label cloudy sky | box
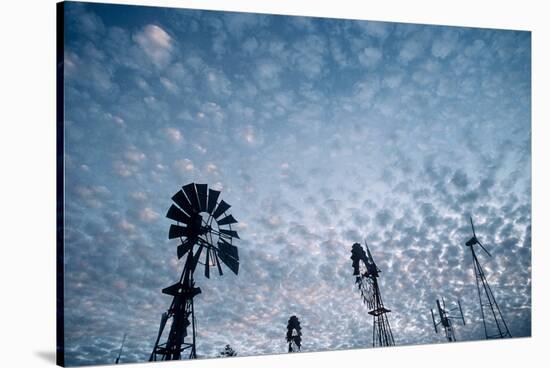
[62,2,531,366]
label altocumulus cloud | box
[62,3,531,366]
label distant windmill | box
[286,316,302,352]
[115,333,126,364]
[150,183,241,361]
[430,298,465,342]
[465,216,511,339]
[351,241,395,347]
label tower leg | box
[471,247,512,339]
[151,251,199,360]
[370,278,394,347]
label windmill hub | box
[465,236,477,247]
[189,214,205,236]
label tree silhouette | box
[219,344,237,357]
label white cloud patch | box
[139,207,160,222]
[124,149,146,163]
[113,160,137,177]
[358,47,383,68]
[238,125,264,147]
[255,60,283,90]
[160,77,179,93]
[432,30,460,59]
[361,21,391,39]
[399,38,425,64]
[165,127,183,143]
[174,158,195,173]
[133,24,173,68]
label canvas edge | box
[56,1,66,367]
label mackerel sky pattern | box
[62,2,531,365]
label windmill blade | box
[172,190,195,215]
[217,214,238,226]
[205,247,211,279]
[207,189,220,214]
[219,228,240,239]
[470,216,476,237]
[196,184,208,212]
[213,249,224,276]
[218,238,239,260]
[177,240,193,259]
[169,224,191,239]
[182,183,201,212]
[431,309,438,333]
[365,245,379,276]
[287,316,301,334]
[351,243,366,275]
[217,249,239,275]
[436,299,445,321]
[365,244,376,266]
[212,200,231,219]
[458,300,466,325]
[190,244,204,273]
[477,240,492,257]
[166,204,191,224]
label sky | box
[61,2,531,366]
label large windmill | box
[150,183,241,361]
[286,316,302,352]
[430,298,465,342]
[465,216,511,339]
[351,242,395,347]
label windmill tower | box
[465,216,511,339]
[286,316,302,352]
[150,183,241,361]
[351,242,395,347]
[430,298,465,342]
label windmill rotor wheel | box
[166,183,241,277]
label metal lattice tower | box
[150,183,241,361]
[466,216,512,339]
[150,254,201,360]
[351,242,395,347]
[430,298,465,342]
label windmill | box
[286,316,302,352]
[351,242,395,347]
[465,216,511,339]
[150,183,241,361]
[115,333,126,364]
[430,298,465,342]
